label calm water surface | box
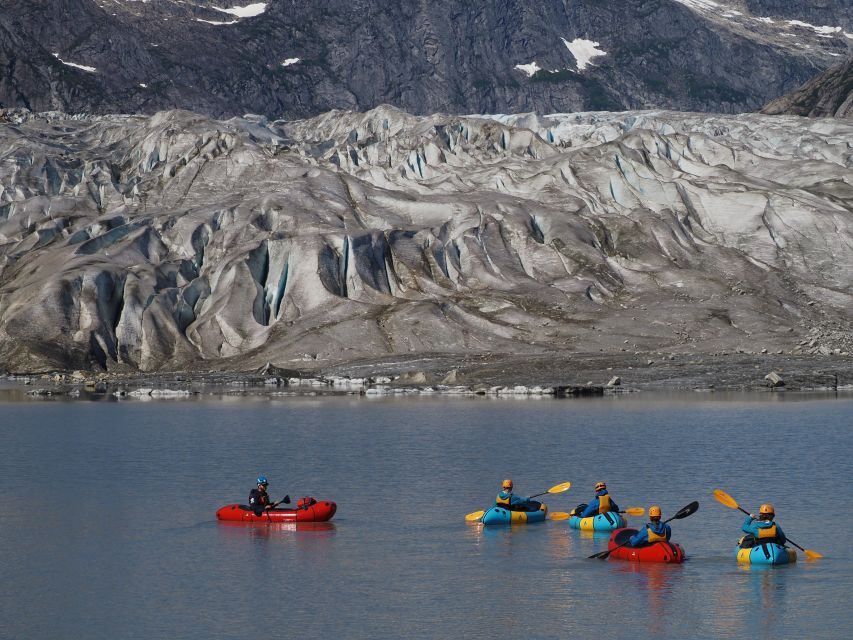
[0,393,851,639]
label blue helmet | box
[256,475,268,486]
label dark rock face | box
[1,107,851,372]
[761,58,853,118]
[0,0,850,119]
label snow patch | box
[514,61,541,77]
[52,53,97,73]
[756,17,774,24]
[561,38,607,72]
[672,0,721,11]
[196,19,239,25]
[787,20,844,36]
[139,83,148,88]
[213,3,267,18]
[282,58,301,67]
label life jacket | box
[496,491,511,507]
[646,523,668,543]
[757,523,778,539]
[597,494,612,514]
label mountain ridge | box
[1,0,850,119]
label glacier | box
[0,106,850,374]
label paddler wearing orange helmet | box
[578,481,620,518]
[495,479,534,511]
[741,503,787,545]
[628,505,672,547]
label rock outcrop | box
[0,106,851,372]
[761,58,853,118]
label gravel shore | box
[4,353,852,401]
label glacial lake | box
[1,392,851,639]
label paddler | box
[629,505,672,547]
[741,503,787,546]
[495,479,534,511]
[249,475,285,516]
[578,481,620,518]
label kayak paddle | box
[589,501,699,559]
[713,489,823,559]
[549,512,570,521]
[528,482,572,499]
[465,482,571,522]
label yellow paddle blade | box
[549,512,570,520]
[465,511,485,522]
[548,482,571,494]
[804,549,823,559]
[713,489,740,510]
[624,507,645,516]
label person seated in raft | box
[741,503,787,546]
[629,505,671,547]
[249,476,281,516]
[495,479,534,511]
[578,482,620,518]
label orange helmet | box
[759,503,775,516]
[595,482,607,492]
[649,505,662,519]
[502,479,513,490]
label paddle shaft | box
[264,496,290,519]
[528,484,570,499]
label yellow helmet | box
[595,482,607,492]
[759,503,775,515]
[502,479,513,490]
[649,505,662,519]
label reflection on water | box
[578,529,612,541]
[0,394,850,639]
[611,562,683,634]
[217,521,337,535]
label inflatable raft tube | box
[606,528,686,563]
[569,504,626,531]
[481,501,548,526]
[736,542,796,565]
[216,498,336,523]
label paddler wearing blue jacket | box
[741,503,787,545]
[496,479,533,511]
[579,481,620,517]
[629,505,671,547]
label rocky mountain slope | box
[761,57,853,117]
[0,1,850,119]
[0,106,850,373]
